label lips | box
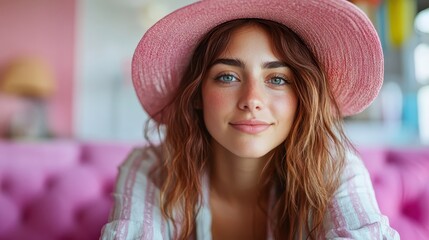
[229,119,272,134]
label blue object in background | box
[402,92,420,137]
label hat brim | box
[132,0,383,122]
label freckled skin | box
[202,25,298,160]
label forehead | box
[219,24,279,58]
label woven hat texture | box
[132,0,384,123]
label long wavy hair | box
[145,18,351,239]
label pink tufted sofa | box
[0,141,428,240]
[0,141,135,240]
[359,147,429,239]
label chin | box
[229,147,273,159]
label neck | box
[209,141,271,204]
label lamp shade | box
[0,57,55,99]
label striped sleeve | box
[100,147,170,240]
[323,152,400,240]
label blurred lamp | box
[0,57,55,99]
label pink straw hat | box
[132,0,383,123]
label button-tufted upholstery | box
[359,147,429,239]
[0,141,134,240]
[0,141,428,239]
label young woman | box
[101,0,399,239]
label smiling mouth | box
[229,120,272,134]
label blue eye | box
[216,74,238,83]
[268,77,287,85]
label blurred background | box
[1,1,429,239]
[0,0,429,146]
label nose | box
[237,81,265,112]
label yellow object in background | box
[0,57,56,99]
[386,0,416,47]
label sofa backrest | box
[0,142,428,239]
[0,141,134,240]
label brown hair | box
[146,18,351,239]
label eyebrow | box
[211,58,288,69]
[212,58,244,68]
[263,61,288,69]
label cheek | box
[202,88,231,135]
[202,88,231,113]
[274,93,298,122]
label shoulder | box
[323,149,400,239]
[332,149,376,211]
[119,145,161,173]
[341,150,369,180]
[100,145,169,239]
[114,144,163,205]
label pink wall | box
[0,0,76,137]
